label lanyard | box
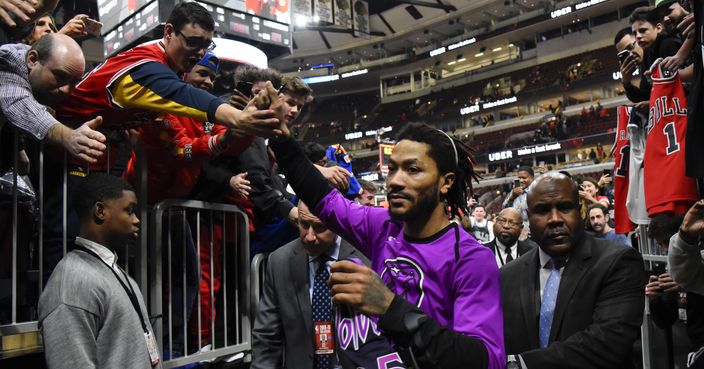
[496,244,513,266]
[75,246,149,333]
[496,246,506,266]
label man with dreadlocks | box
[267,122,504,369]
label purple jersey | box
[315,190,505,369]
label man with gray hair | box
[502,172,644,369]
[0,33,106,162]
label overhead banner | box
[352,0,369,38]
[334,0,352,29]
[315,0,334,23]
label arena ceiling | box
[272,0,551,71]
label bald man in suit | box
[501,173,644,369]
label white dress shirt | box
[307,236,341,304]
[75,236,121,274]
[495,239,518,268]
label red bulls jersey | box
[613,106,635,234]
[55,40,170,129]
[644,60,699,216]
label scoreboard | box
[97,0,153,35]
[102,0,160,57]
[101,0,291,57]
[199,1,291,47]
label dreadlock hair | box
[395,123,479,219]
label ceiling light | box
[295,14,309,27]
[457,58,466,62]
[448,61,456,65]
[493,47,502,52]
[475,52,484,57]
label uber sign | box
[488,150,513,162]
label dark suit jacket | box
[484,238,537,266]
[251,238,368,369]
[501,235,645,369]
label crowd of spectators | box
[294,45,614,143]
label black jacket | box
[625,33,682,103]
[501,235,645,369]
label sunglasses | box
[177,31,216,51]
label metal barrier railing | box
[0,129,255,367]
[250,252,269,320]
[0,133,148,358]
[151,199,251,368]
[638,223,671,369]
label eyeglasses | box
[177,31,216,51]
[496,217,522,229]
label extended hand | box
[679,13,695,39]
[598,174,612,186]
[229,90,250,110]
[661,54,685,73]
[65,116,106,163]
[0,0,36,27]
[234,97,281,137]
[679,200,704,244]
[328,260,395,317]
[315,164,350,192]
[229,172,250,197]
[59,14,88,37]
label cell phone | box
[617,49,630,63]
[513,179,521,188]
[472,194,479,201]
[83,17,103,37]
[603,169,612,177]
[235,81,253,97]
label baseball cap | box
[653,0,677,9]
[197,52,220,73]
[648,0,678,24]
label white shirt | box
[75,237,121,274]
[307,236,342,304]
[470,218,495,243]
[495,239,518,268]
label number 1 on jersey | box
[616,145,630,177]
[663,122,680,155]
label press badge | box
[144,330,161,366]
[314,321,335,355]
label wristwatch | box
[507,355,523,369]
